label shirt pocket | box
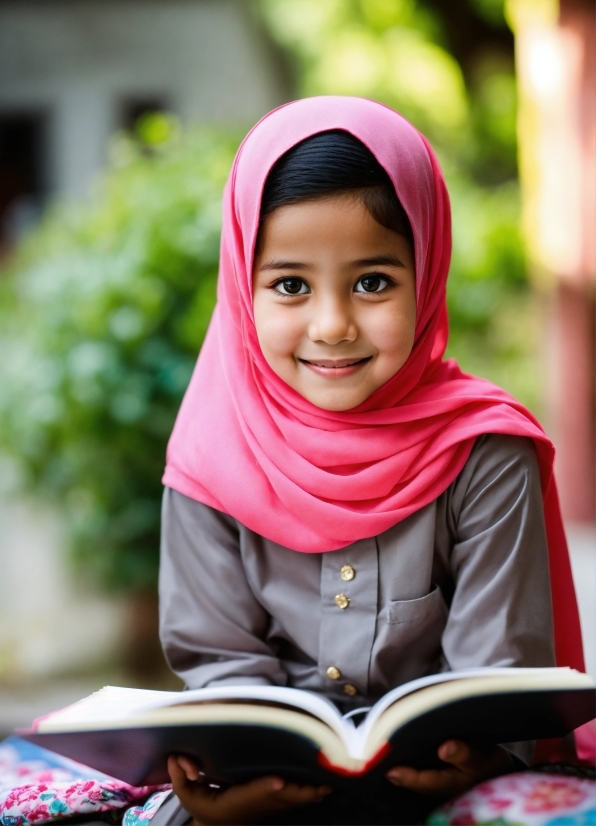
[387,585,448,627]
[373,586,448,689]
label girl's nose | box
[308,298,357,345]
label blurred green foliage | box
[0,121,239,589]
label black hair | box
[259,130,413,244]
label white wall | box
[0,497,128,678]
[0,0,287,196]
[567,523,596,680]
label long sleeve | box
[438,434,556,672]
[159,487,288,688]
[436,434,556,766]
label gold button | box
[343,683,358,697]
[334,593,350,609]
[326,666,341,680]
[340,565,355,582]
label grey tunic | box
[159,434,555,710]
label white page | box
[33,687,183,729]
[138,685,346,736]
[37,667,579,758]
[35,684,349,743]
[355,667,572,750]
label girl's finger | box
[386,765,461,795]
[166,762,331,825]
[213,779,330,824]
[203,776,289,822]
[174,755,201,781]
[386,741,474,792]
[437,741,513,778]
[167,755,192,790]
[437,739,472,768]
[274,783,332,804]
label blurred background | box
[0,0,594,736]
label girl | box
[158,97,585,825]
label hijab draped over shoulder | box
[163,97,584,681]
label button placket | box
[318,540,378,697]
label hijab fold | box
[164,97,585,685]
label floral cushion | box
[3,736,595,826]
[428,771,596,826]
[0,737,169,826]
[120,791,172,826]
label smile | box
[298,357,371,378]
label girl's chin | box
[297,384,372,411]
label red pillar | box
[552,0,595,523]
[553,282,595,521]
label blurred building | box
[0,0,288,246]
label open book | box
[20,667,595,788]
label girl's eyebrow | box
[259,254,406,272]
[353,254,405,268]
[259,259,311,272]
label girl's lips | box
[299,357,371,378]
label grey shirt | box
[159,433,555,716]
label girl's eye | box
[354,274,390,293]
[274,278,310,296]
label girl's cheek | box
[256,313,304,360]
[372,311,415,357]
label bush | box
[0,120,240,590]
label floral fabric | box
[428,771,596,826]
[3,737,595,826]
[121,791,172,826]
[0,737,169,826]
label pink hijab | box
[164,97,584,679]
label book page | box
[140,685,344,733]
[360,669,595,761]
[350,667,594,758]
[32,687,184,730]
[34,684,348,742]
[358,666,570,746]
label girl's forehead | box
[232,97,436,301]
[255,195,413,260]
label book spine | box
[316,742,392,777]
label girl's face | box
[253,194,416,411]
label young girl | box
[158,97,585,825]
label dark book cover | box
[20,687,596,789]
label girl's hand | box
[168,755,332,825]
[386,739,514,799]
